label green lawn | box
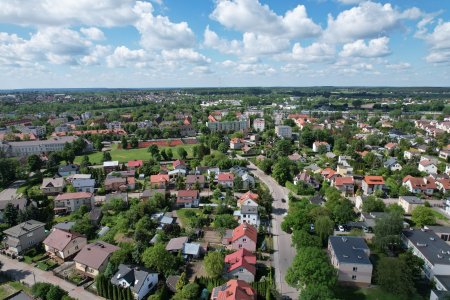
[75,143,196,164]
[176,208,201,228]
[0,281,32,299]
[432,210,449,223]
[334,285,425,300]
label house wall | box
[232,236,256,252]
[336,262,373,285]
[14,226,47,254]
[42,186,64,195]
[226,268,255,282]
[136,273,158,300]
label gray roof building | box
[4,220,45,238]
[111,264,158,297]
[402,229,450,267]
[328,236,371,265]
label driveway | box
[0,256,101,300]
[244,159,299,299]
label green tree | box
[314,216,334,243]
[32,282,52,299]
[292,230,322,250]
[204,251,225,278]
[46,285,68,300]
[176,272,188,291]
[121,136,128,149]
[233,175,243,191]
[373,212,403,251]
[213,214,238,232]
[272,158,293,186]
[177,147,188,159]
[411,206,436,227]
[130,137,139,148]
[166,148,173,160]
[3,203,19,226]
[142,243,180,276]
[102,151,112,162]
[299,284,335,300]
[376,257,415,298]
[286,247,337,289]
[275,139,292,156]
[362,196,386,213]
[173,283,200,300]
[27,154,42,172]
[148,145,159,156]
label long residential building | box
[0,136,78,157]
[206,119,249,133]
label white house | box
[253,118,265,132]
[313,141,331,153]
[418,159,438,174]
[111,264,158,300]
[72,178,95,193]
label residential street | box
[245,159,299,299]
[0,256,101,300]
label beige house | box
[399,196,424,215]
[41,177,65,195]
[328,236,373,286]
[54,192,94,213]
[3,220,47,254]
[74,241,119,277]
[43,228,87,261]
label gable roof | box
[55,192,92,201]
[231,223,257,243]
[335,177,354,186]
[111,264,157,294]
[166,236,188,251]
[41,177,64,188]
[74,241,119,269]
[150,174,169,184]
[3,220,45,238]
[218,173,234,181]
[212,280,256,300]
[363,176,384,185]
[127,160,143,168]
[225,248,256,275]
[177,190,199,198]
[238,191,259,205]
[186,175,205,184]
[43,228,85,251]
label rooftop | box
[402,228,450,266]
[329,236,371,265]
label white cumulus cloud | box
[340,37,391,58]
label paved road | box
[245,159,299,299]
[0,256,101,300]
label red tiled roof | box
[55,192,92,201]
[173,160,186,168]
[214,280,256,300]
[208,115,217,122]
[127,160,143,168]
[177,190,199,197]
[238,192,259,205]
[218,173,234,182]
[150,174,169,183]
[335,177,354,186]
[364,176,385,185]
[231,223,257,243]
[403,176,436,190]
[225,248,256,275]
[384,142,397,149]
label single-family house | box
[185,175,206,189]
[230,138,244,150]
[72,177,95,193]
[402,176,436,196]
[218,173,234,188]
[166,236,189,253]
[211,279,256,300]
[111,264,158,300]
[234,205,260,227]
[436,179,450,194]
[54,192,94,213]
[404,149,421,160]
[140,189,167,201]
[224,248,256,282]
[383,157,402,171]
[3,220,47,254]
[173,160,186,170]
[399,196,425,214]
[328,236,373,286]
[237,192,259,207]
[58,164,79,177]
[74,241,120,277]
[312,141,331,152]
[150,174,169,189]
[176,190,199,208]
[228,223,257,252]
[293,172,320,189]
[332,177,355,196]
[127,160,143,171]
[104,177,127,192]
[361,176,385,195]
[41,177,65,195]
[89,207,103,226]
[103,161,119,173]
[43,228,87,261]
[419,159,438,174]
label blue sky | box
[0,0,449,88]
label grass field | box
[74,143,196,164]
[0,280,32,299]
[176,208,201,228]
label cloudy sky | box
[0,0,449,88]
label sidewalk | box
[0,255,101,300]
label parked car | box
[338,225,345,232]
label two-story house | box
[328,236,373,286]
[361,176,385,195]
[399,196,425,215]
[224,248,256,282]
[225,223,257,252]
[218,173,234,188]
[332,177,355,196]
[3,220,47,254]
[43,228,87,262]
[54,192,94,213]
[150,174,169,189]
[211,280,256,300]
[41,177,65,195]
[176,190,200,208]
[74,241,119,277]
[111,264,158,300]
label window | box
[352,275,357,280]
[243,238,247,242]
[353,267,358,272]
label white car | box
[338,225,345,232]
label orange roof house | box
[211,279,256,300]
